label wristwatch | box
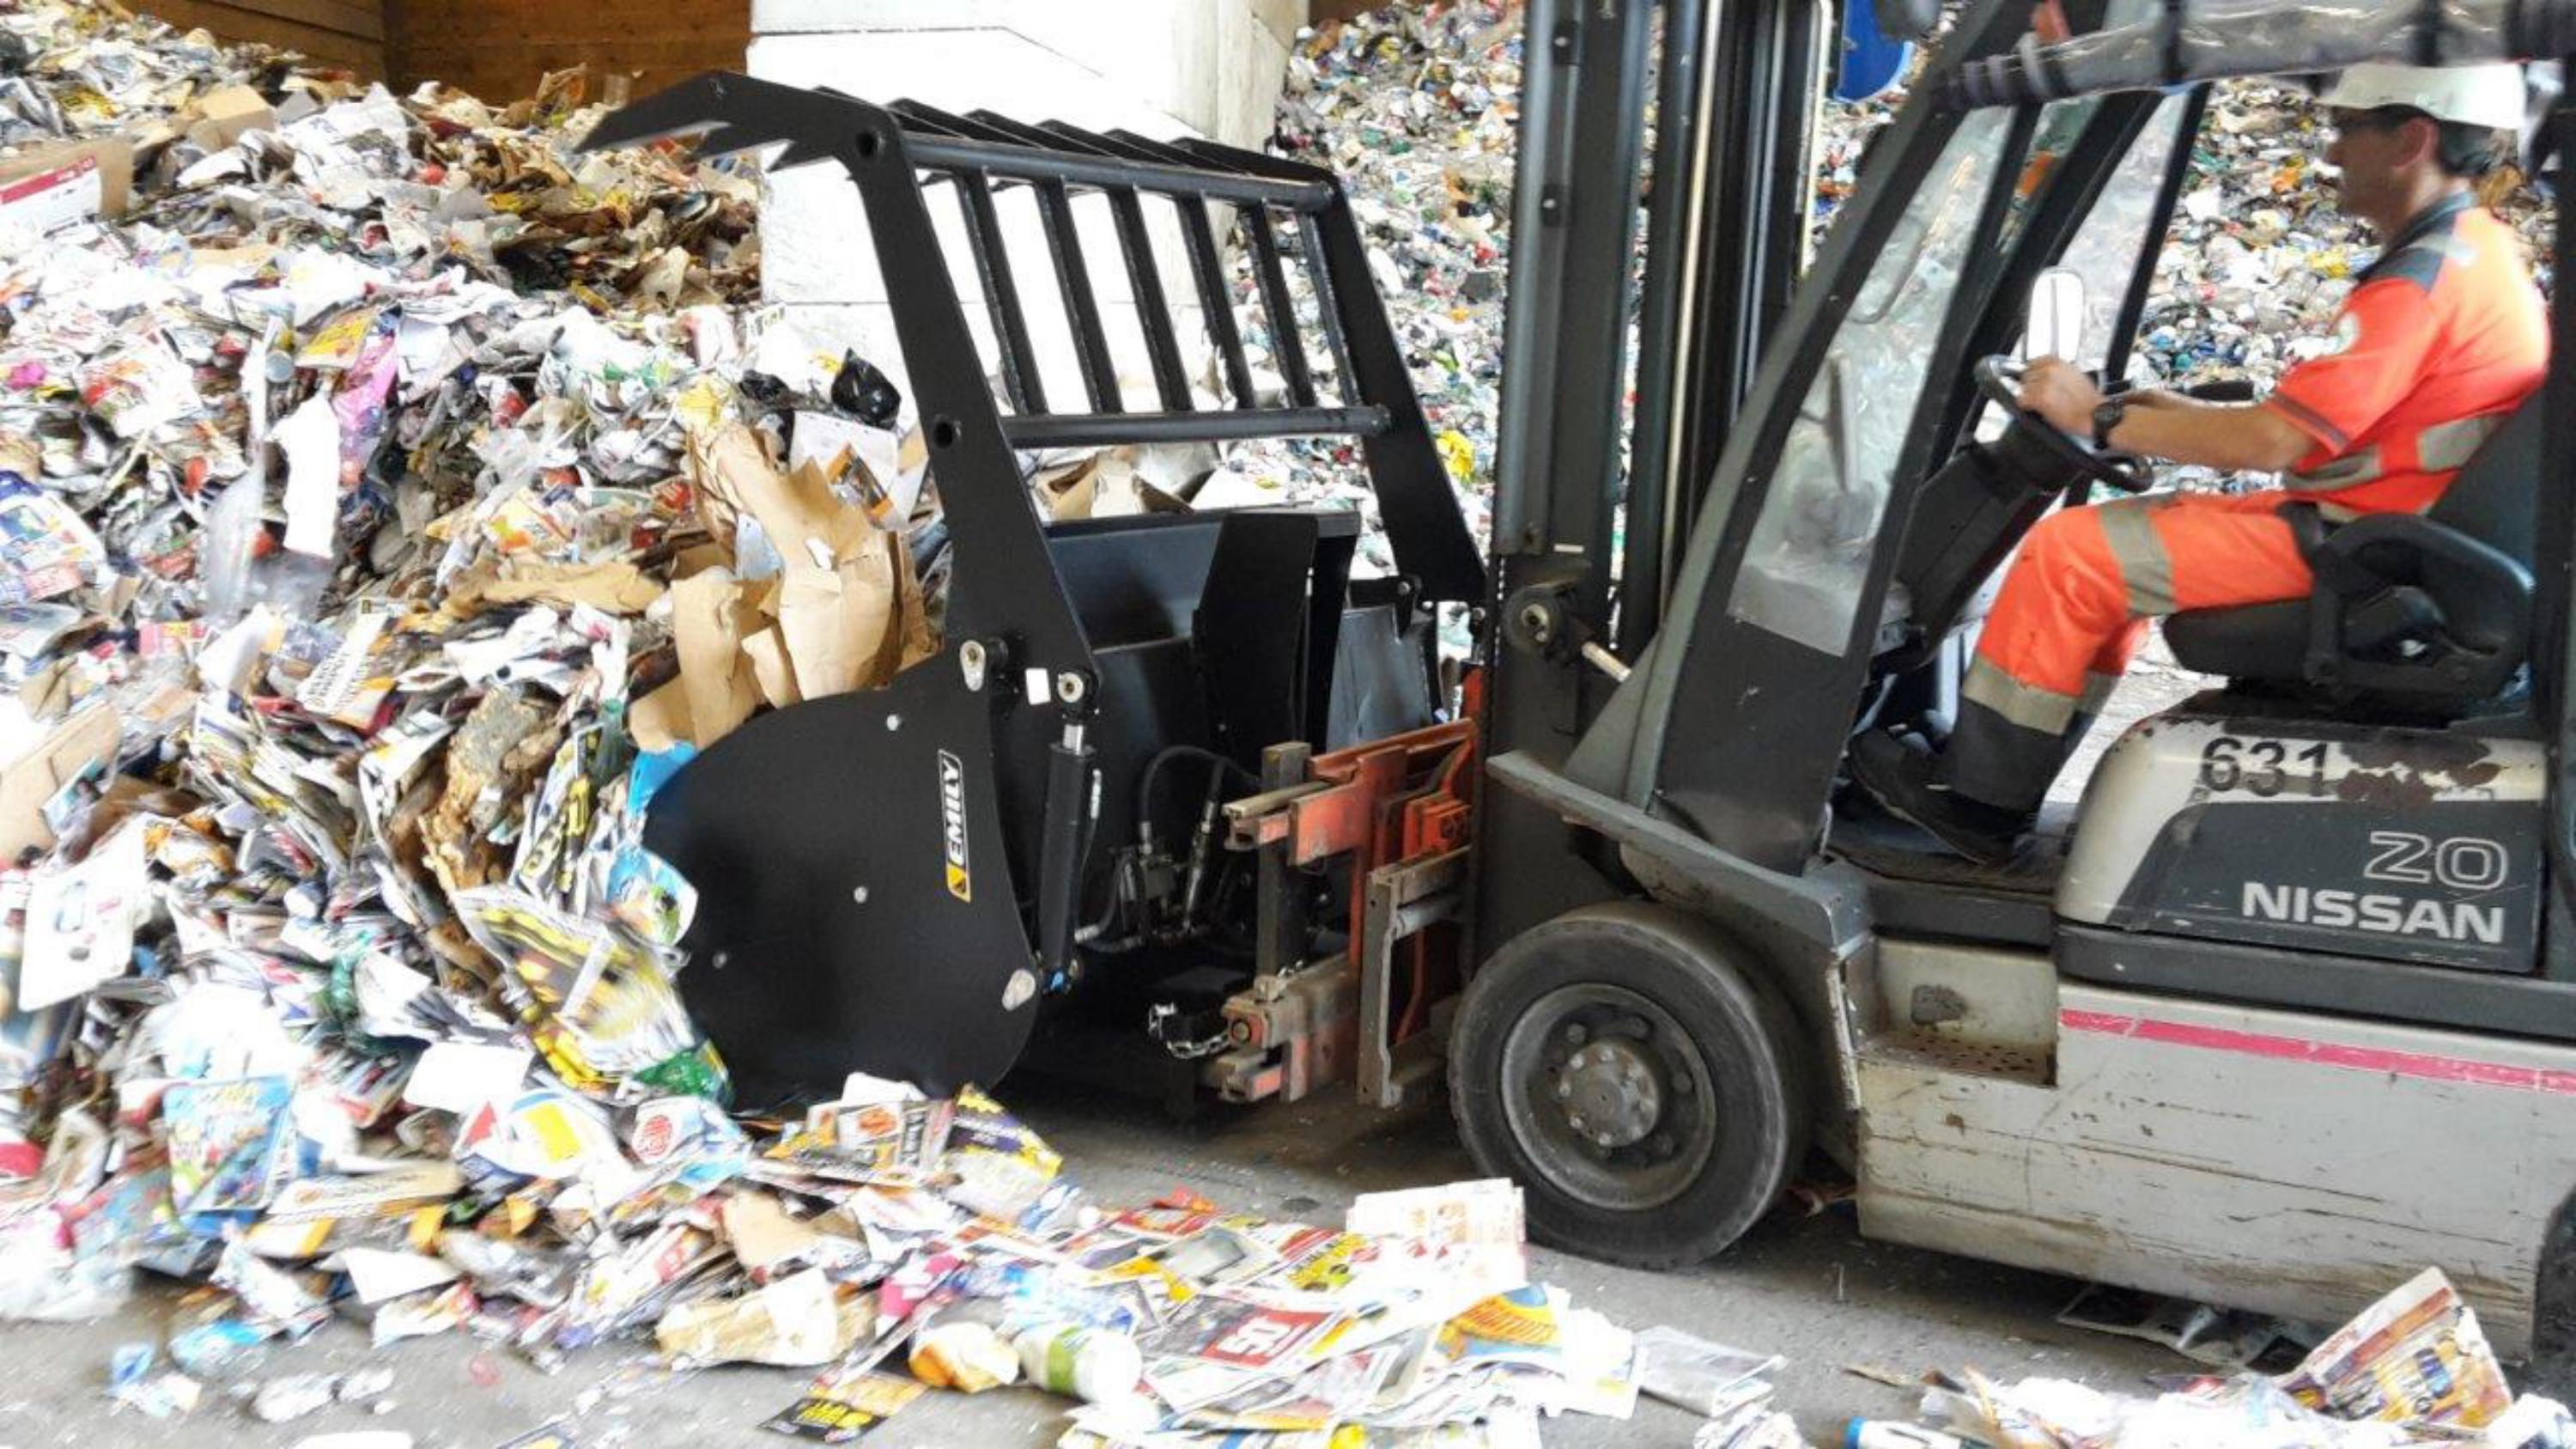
[2090,397,2129,449]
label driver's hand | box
[2020,356,2105,436]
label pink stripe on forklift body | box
[2059,1008,2576,1097]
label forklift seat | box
[2160,395,2540,709]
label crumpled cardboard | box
[718,1190,826,1275]
[184,85,276,152]
[692,422,872,563]
[438,558,666,619]
[670,425,922,741]
[670,567,762,748]
[0,703,118,863]
[652,1267,870,1367]
[773,544,901,703]
[0,137,133,232]
[1036,449,1193,521]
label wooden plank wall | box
[1309,0,1399,25]
[136,0,386,76]
[133,3,1390,116]
[392,0,750,104]
[131,0,749,103]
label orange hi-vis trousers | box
[1953,491,2314,804]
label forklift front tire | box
[1450,901,1809,1269]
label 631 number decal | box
[2198,735,2330,797]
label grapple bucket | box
[581,74,1481,1101]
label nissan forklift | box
[587,0,2576,1354]
[1460,0,2576,1354]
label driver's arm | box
[2020,357,2311,472]
[2102,398,2312,472]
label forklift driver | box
[1853,62,2548,863]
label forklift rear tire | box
[1450,901,1810,1269]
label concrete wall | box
[749,0,1304,410]
[750,0,1300,158]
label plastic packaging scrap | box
[106,1340,204,1419]
[1893,1267,2565,1449]
[1694,1402,1807,1449]
[251,1368,379,1423]
[1635,1324,1785,1418]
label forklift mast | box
[1474,0,2156,959]
[1479,0,1837,958]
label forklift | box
[586,0,2576,1354]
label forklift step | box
[1855,1029,2052,1087]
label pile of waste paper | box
[94,1087,1777,1448]
[986,1177,1785,1449]
[0,0,960,1398]
[1862,1269,2573,1449]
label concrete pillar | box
[747,0,1303,410]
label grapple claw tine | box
[574,70,741,154]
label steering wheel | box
[1973,356,2154,494]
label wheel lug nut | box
[1568,1114,1586,1130]
[1594,1132,1614,1148]
[1564,1023,1588,1046]
[1554,1081,1571,1099]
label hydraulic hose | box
[1133,744,1258,853]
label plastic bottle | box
[1845,1422,1970,1449]
[1014,1322,1145,1405]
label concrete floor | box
[0,1078,2234,1449]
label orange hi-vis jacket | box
[1952,193,2548,814]
[2260,193,2549,519]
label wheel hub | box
[1556,1039,1662,1148]
[1498,981,1722,1213]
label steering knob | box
[1972,354,2154,494]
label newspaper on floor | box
[1911,1267,2557,1449]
